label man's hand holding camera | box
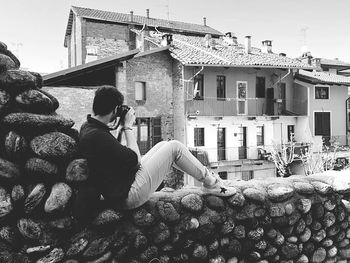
[122,106,135,130]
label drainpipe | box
[272,68,292,88]
[346,97,350,145]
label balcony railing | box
[189,142,311,165]
[186,97,308,117]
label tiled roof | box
[320,58,350,68]
[64,6,222,44]
[135,30,314,69]
[296,70,350,85]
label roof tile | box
[137,30,314,69]
[67,6,222,37]
[297,70,350,85]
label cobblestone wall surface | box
[2,41,350,263]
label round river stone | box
[0,157,20,181]
[24,184,46,214]
[0,187,13,219]
[0,69,37,94]
[25,158,58,179]
[65,159,89,182]
[15,89,55,113]
[2,112,74,132]
[31,132,77,159]
[44,183,72,213]
[4,130,28,160]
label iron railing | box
[186,97,308,117]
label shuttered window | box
[151,117,162,146]
[194,128,205,146]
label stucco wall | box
[302,81,348,144]
[184,67,294,117]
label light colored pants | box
[123,140,209,209]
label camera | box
[116,105,130,123]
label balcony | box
[189,142,311,165]
[186,97,308,117]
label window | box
[133,117,162,155]
[287,125,295,141]
[237,81,248,115]
[194,74,204,100]
[133,118,150,155]
[314,112,331,145]
[257,126,264,146]
[217,75,226,100]
[135,82,146,101]
[242,171,254,181]
[256,77,266,98]
[194,128,205,146]
[315,85,329,99]
[217,128,226,161]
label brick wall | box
[86,37,129,59]
[126,51,175,140]
[85,20,133,59]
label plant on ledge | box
[299,138,339,175]
[268,134,296,177]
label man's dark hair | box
[92,85,124,115]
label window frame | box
[237,81,248,115]
[255,76,266,98]
[216,75,226,100]
[287,125,295,142]
[314,85,330,100]
[135,81,146,101]
[194,74,204,100]
[194,127,205,147]
[256,125,264,146]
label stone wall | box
[85,20,133,61]
[3,42,350,263]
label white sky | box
[1,0,349,74]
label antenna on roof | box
[300,27,309,54]
[165,0,170,21]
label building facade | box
[45,6,350,184]
[64,6,222,67]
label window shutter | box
[151,117,162,146]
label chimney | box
[203,17,207,26]
[161,34,173,46]
[130,11,134,22]
[244,36,251,54]
[146,9,150,18]
[315,58,321,70]
[279,53,286,57]
[261,40,273,53]
[204,34,211,48]
[224,32,237,45]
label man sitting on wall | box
[78,86,236,210]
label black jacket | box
[79,115,139,207]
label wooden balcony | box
[186,98,308,116]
